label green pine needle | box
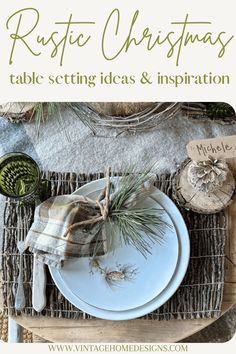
[110,167,155,210]
[66,102,98,134]
[31,103,71,140]
[30,102,97,138]
[102,166,172,257]
[109,208,169,257]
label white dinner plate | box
[50,178,190,320]
[54,195,178,312]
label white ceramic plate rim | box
[57,195,179,311]
[49,178,190,320]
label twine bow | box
[64,167,111,237]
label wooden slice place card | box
[174,136,236,214]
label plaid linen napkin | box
[25,195,107,268]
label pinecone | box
[188,156,229,193]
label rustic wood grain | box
[12,315,220,343]
[174,159,235,214]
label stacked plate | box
[49,178,190,320]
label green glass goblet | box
[0,152,49,202]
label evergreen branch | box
[110,166,155,210]
[108,208,171,257]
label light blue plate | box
[49,178,190,320]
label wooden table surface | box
[2,161,236,343]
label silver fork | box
[15,217,26,311]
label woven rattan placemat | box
[1,171,227,320]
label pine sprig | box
[104,167,171,257]
[110,167,155,210]
[66,102,98,134]
[109,208,169,257]
[64,166,171,258]
[31,102,46,136]
[30,102,97,138]
[31,103,66,138]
